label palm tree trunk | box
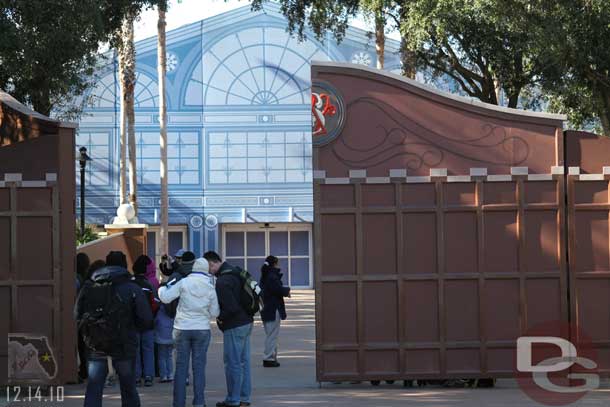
[122,12,138,214]
[375,7,385,69]
[118,50,127,205]
[158,0,169,257]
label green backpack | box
[223,266,263,316]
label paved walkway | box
[57,290,608,406]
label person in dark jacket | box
[75,251,153,407]
[259,256,291,367]
[76,259,106,383]
[132,255,159,387]
[203,251,253,407]
[76,253,91,382]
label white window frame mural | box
[221,223,313,288]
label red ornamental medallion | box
[311,92,337,137]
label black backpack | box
[225,266,263,316]
[78,279,131,354]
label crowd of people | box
[74,249,291,407]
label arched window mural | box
[86,70,160,109]
[184,26,333,106]
[88,73,118,108]
[133,72,159,108]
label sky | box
[134,0,399,42]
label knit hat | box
[106,251,127,268]
[192,258,209,273]
[174,249,186,258]
[181,251,196,263]
[132,254,151,275]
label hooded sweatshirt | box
[158,258,219,330]
[145,260,160,292]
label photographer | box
[160,249,185,277]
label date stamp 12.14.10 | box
[5,386,65,404]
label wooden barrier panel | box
[0,91,77,386]
[567,169,610,376]
[77,233,131,265]
[315,172,568,381]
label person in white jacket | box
[159,257,220,407]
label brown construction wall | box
[77,226,148,271]
[565,130,610,173]
[313,63,572,382]
[77,233,131,266]
[0,92,77,385]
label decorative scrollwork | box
[331,97,530,171]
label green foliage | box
[400,0,543,108]
[251,0,361,42]
[0,0,157,117]
[533,0,610,135]
[76,222,99,246]
[360,0,395,26]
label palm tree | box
[157,0,169,256]
[117,10,138,212]
[117,47,127,205]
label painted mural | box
[76,4,401,276]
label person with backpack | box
[259,256,291,368]
[75,251,153,407]
[158,257,220,407]
[82,259,119,389]
[132,255,159,387]
[203,251,256,407]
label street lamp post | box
[78,147,92,237]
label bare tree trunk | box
[400,37,416,79]
[158,1,169,256]
[598,89,610,137]
[398,6,416,79]
[494,78,502,106]
[375,8,385,69]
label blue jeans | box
[223,323,253,406]
[173,329,211,407]
[85,357,139,407]
[157,343,174,379]
[135,330,155,379]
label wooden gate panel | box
[315,175,568,381]
[568,172,610,375]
